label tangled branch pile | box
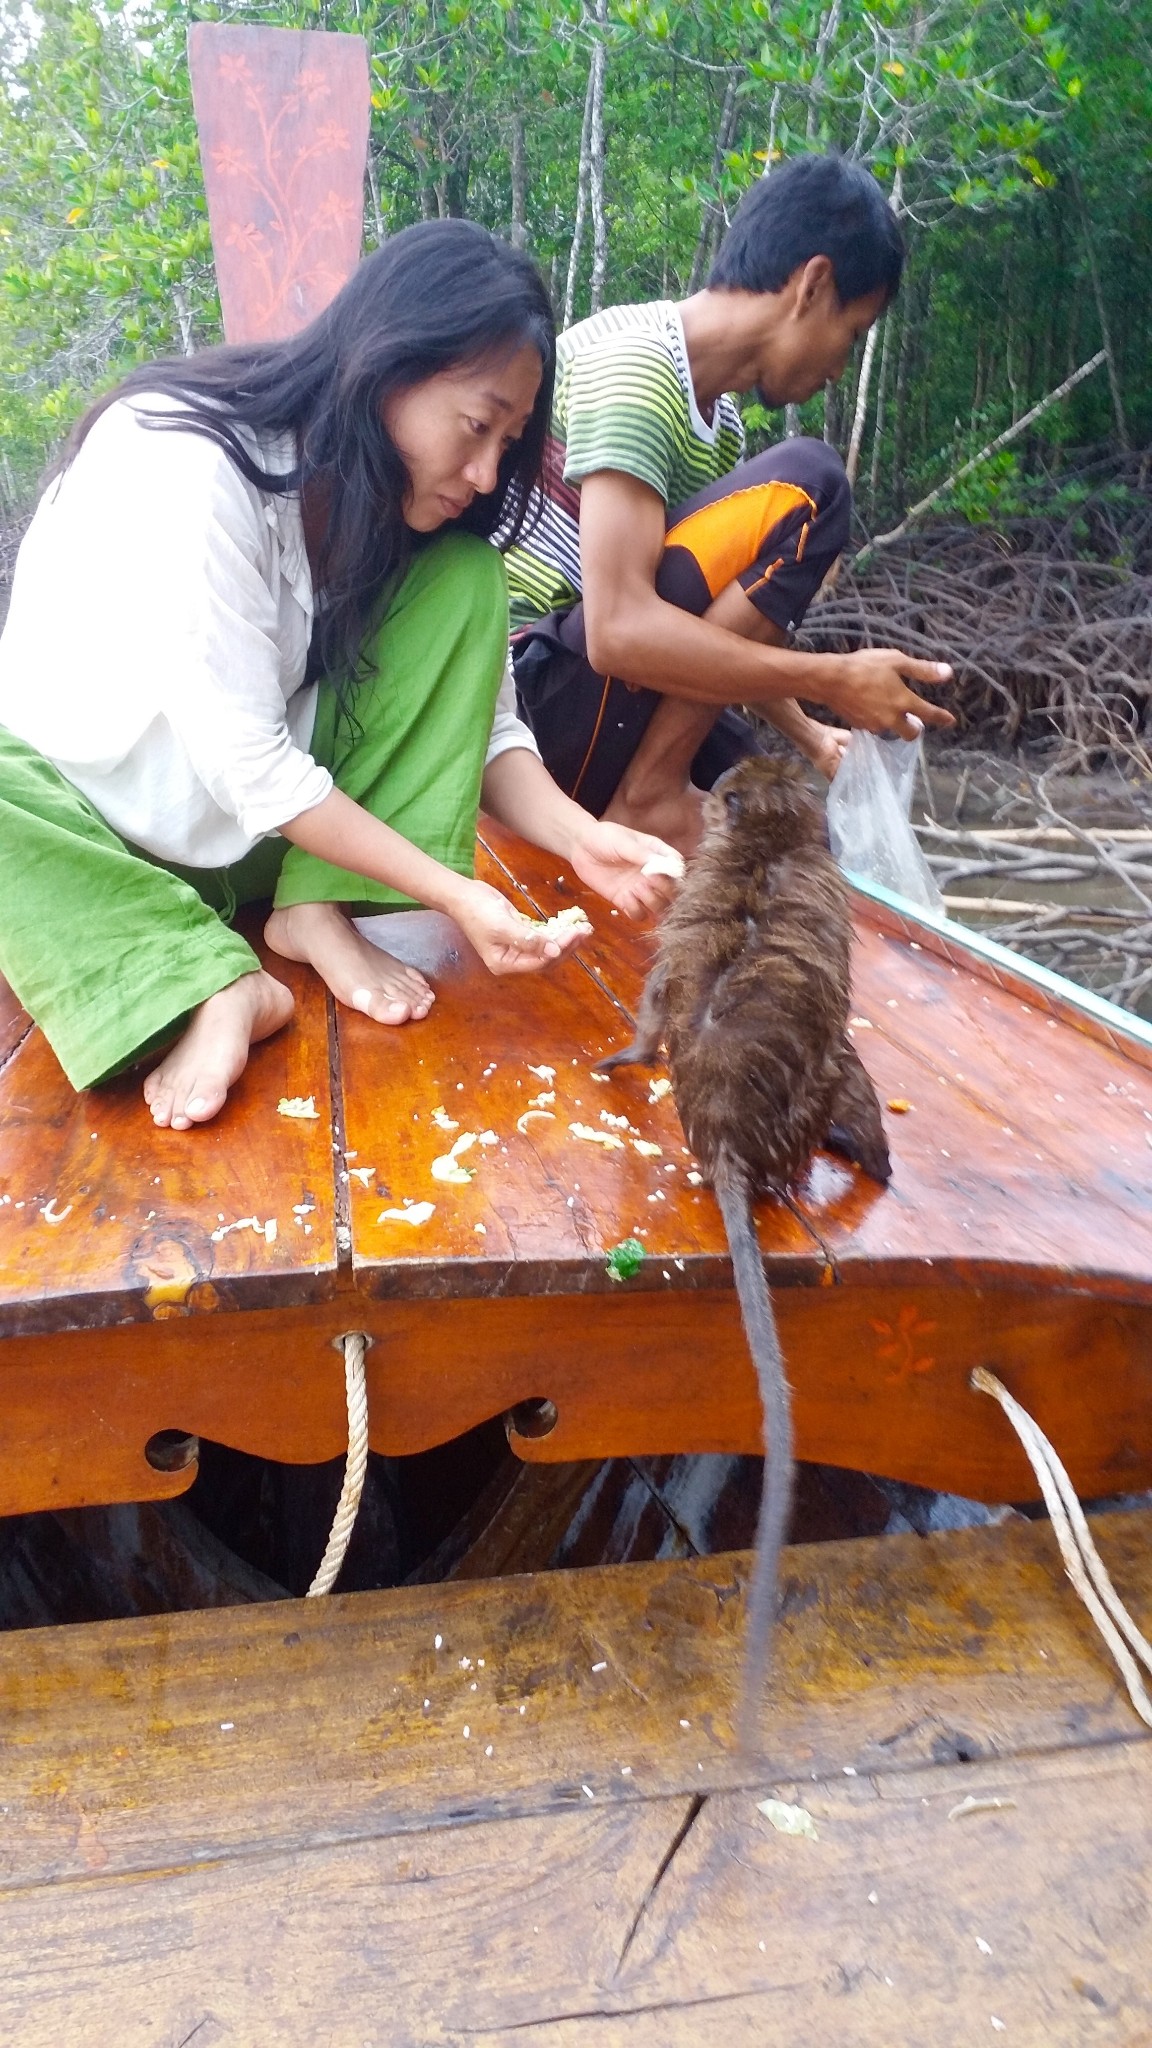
[912,750,1152,1016]
[800,475,1152,767]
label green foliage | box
[0,0,1148,517]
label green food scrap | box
[605,1237,646,1283]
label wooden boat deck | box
[2,1506,1149,2044]
[2,819,1152,1517]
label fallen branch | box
[855,351,1108,569]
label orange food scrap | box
[887,1097,913,1114]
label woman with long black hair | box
[0,220,677,1129]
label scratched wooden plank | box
[0,1515,1149,2046]
[2,1510,1148,1888]
[0,921,339,1339]
[188,23,370,345]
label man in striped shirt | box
[507,154,953,853]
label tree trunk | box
[563,32,596,328]
[1076,187,1129,450]
[510,111,527,248]
[587,0,609,313]
[846,315,881,484]
[688,69,739,294]
[805,0,842,142]
[171,283,195,356]
[508,9,527,250]
[365,149,386,248]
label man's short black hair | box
[709,152,904,305]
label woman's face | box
[382,343,542,531]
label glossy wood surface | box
[1,1511,1149,2043]
[3,828,1152,1514]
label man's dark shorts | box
[510,436,850,816]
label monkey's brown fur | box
[596,756,890,1744]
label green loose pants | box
[0,533,508,1090]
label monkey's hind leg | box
[825,1038,892,1185]
[592,958,670,1073]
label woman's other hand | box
[569,818,683,920]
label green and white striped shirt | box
[505,301,745,629]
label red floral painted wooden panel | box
[188,24,370,345]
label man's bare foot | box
[144,970,294,1131]
[602,781,708,860]
[265,901,435,1024]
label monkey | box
[594,755,891,1747]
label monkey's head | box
[703,756,826,857]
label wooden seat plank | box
[3,1746,1149,2048]
[1,1510,1146,1888]
[1,1512,1149,2045]
[0,923,340,1341]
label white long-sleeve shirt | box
[0,395,538,868]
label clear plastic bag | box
[825,729,943,915]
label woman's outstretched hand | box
[569,819,683,919]
[452,878,591,977]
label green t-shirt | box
[505,300,745,629]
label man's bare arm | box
[578,469,953,737]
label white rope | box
[307,1332,370,1597]
[972,1367,1152,1728]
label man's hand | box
[569,818,684,919]
[451,878,590,977]
[822,648,955,739]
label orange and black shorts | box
[510,436,850,815]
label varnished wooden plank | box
[3,1259,1150,1518]
[1,1520,1150,2045]
[0,972,31,1072]
[188,24,370,345]
[481,822,1152,1298]
[338,896,824,1292]
[803,912,1152,1291]
[0,924,339,1340]
[2,1511,1148,1890]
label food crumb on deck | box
[219,1721,234,1731]
[976,1937,993,1955]
[463,1725,470,1738]
[591,1661,607,1673]
[582,1785,595,1799]
[277,1096,319,1119]
[620,1766,632,1775]
[434,1634,443,1649]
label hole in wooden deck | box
[144,1430,201,1474]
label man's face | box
[753,262,888,409]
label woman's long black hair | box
[60,220,555,707]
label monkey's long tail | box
[715,1158,795,1754]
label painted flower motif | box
[315,190,360,227]
[870,1303,937,1384]
[298,67,331,102]
[212,143,251,178]
[218,51,252,84]
[225,220,268,256]
[313,122,351,154]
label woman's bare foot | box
[264,901,435,1024]
[143,970,294,1131]
[602,780,708,860]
